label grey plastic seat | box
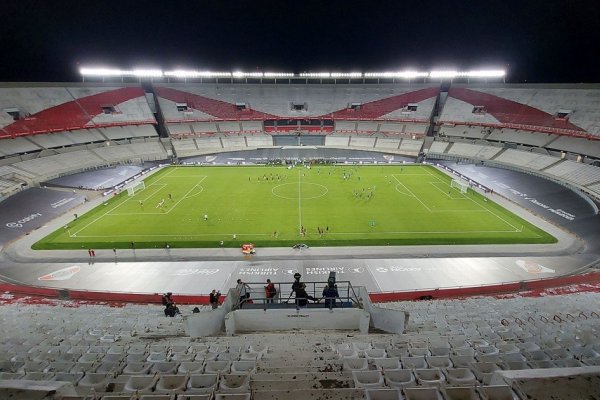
[443,386,479,400]
[404,387,444,400]
[352,370,385,388]
[123,362,152,374]
[343,357,368,371]
[384,369,416,388]
[231,361,256,374]
[123,375,157,393]
[78,372,110,392]
[219,373,251,393]
[187,373,218,393]
[151,361,178,374]
[372,357,401,371]
[205,360,231,373]
[426,356,452,368]
[178,361,205,374]
[414,368,446,387]
[401,356,427,369]
[445,368,476,386]
[365,388,403,400]
[155,374,189,392]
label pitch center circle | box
[272,182,328,200]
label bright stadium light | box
[80,67,163,78]
[364,71,429,79]
[80,68,127,77]
[330,72,362,78]
[263,72,295,78]
[429,70,459,79]
[131,69,163,77]
[300,72,331,78]
[164,70,204,78]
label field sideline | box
[33,164,556,249]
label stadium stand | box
[1,286,600,399]
[0,85,155,137]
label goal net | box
[126,181,145,196]
[450,179,469,194]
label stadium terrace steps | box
[2,290,600,399]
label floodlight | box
[80,68,126,77]
[263,72,295,78]
[299,72,331,78]
[364,71,428,79]
[131,69,163,77]
[330,72,362,78]
[429,70,459,79]
[164,70,203,78]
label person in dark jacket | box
[322,282,339,309]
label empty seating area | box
[156,84,438,122]
[2,289,600,399]
[543,160,600,186]
[446,143,502,160]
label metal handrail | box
[234,280,360,310]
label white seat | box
[443,386,479,400]
[231,361,256,373]
[401,356,427,369]
[151,361,178,374]
[123,375,157,393]
[155,374,189,392]
[426,356,452,368]
[445,368,476,386]
[403,387,444,400]
[123,362,152,374]
[219,373,251,393]
[343,357,368,371]
[372,357,401,371]
[414,368,445,387]
[178,361,205,374]
[479,385,516,400]
[365,349,387,358]
[365,388,403,400]
[352,370,385,388]
[78,372,110,391]
[187,373,219,393]
[205,360,231,373]
[384,369,416,388]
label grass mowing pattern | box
[33,165,556,250]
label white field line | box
[391,175,432,212]
[125,183,167,202]
[73,228,519,239]
[298,169,302,232]
[73,174,205,236]
[428,181,469,200]
[423,168,522,232]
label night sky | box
[1,0,598,83]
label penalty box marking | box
[72,176,206,235]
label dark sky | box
[1,0,598,83]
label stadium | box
[0,68,599,399]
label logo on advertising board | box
[38,266,81,281]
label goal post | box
[126,181,145,196]
[450,179,469,194]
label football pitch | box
[33,164,556,250]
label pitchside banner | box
[0,187,85,246]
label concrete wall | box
[224,308,370,335]
[358,286,407,334]
[186,288,237,337]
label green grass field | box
[33,164,556,250]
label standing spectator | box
[294,283,318,307]
[162,292,173,306]
[235,279,251,308]
[209,289,221,309]
[265,279,277,303]
[164,302,181,317]
[322,282,340,309]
